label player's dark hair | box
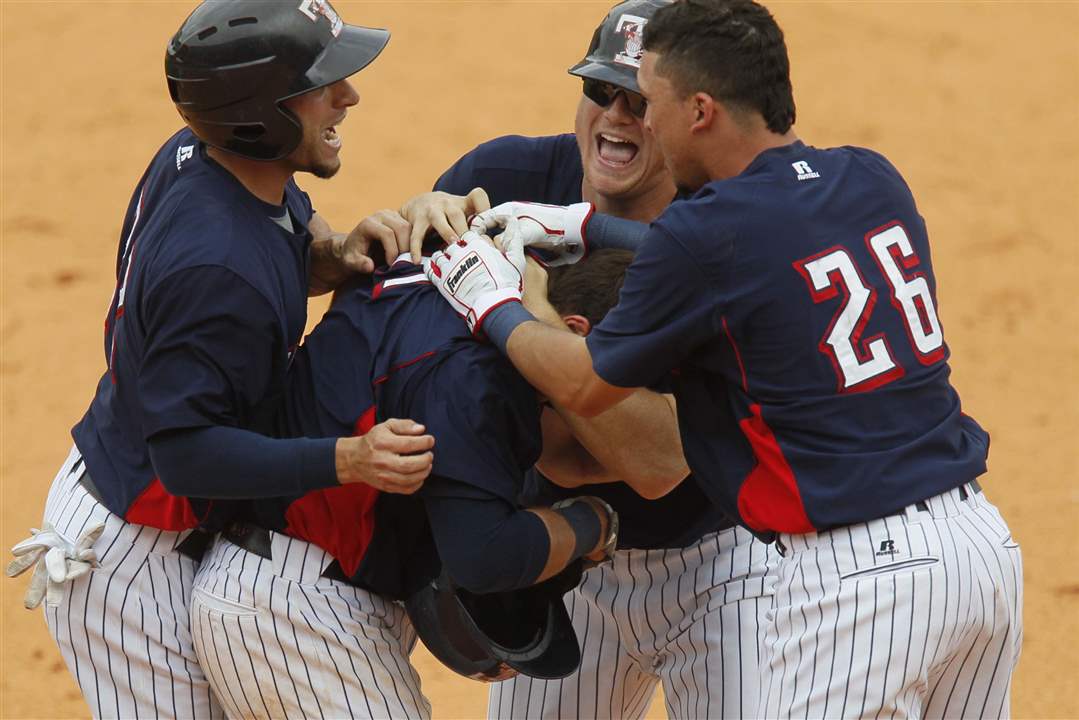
[547,250,635,328]
[643,0,795,134]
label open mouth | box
[596,133,638,166]
[322,126,341,149]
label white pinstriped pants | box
[40,445,224,719]
[190,533,431,720]
[762,483,1023,719]
[488,527,778,719]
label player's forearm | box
[307,213,341,297]
[585,212,650,252]
[535,409,614,489]
[527,508,582,583]
[489,309,630,417]
[425,492,551,593]
[552,391,690,500]
[527,504,603,584]
[148,425,339,499]
[424,481,606,592]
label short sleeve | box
[432,135,583,206]
[138,266,283,439]
[586,225,722,388]
[433,150,478,194]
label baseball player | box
[426,0,1024,717]
[187,250,638,720]
[5,3,435,718]
[406,3,776,718]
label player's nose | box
[332,79,360,109]
[604,93,636,124]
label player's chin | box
[308,157,342,180]
[587,162,642,197]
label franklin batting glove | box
[425,231,524,335]
[471,201,594,267]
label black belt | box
[773,480,984,557]
[75,460,104,503]
[78,464,211,563]
[175,531,213,562]
[908,478,982,514]
[222,522,352,584]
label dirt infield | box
[2,2,1076,718]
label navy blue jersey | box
[587,141,989,535]
[437,133,730,549]
[72,128,312,530]
[253,260,544,598]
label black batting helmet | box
[406,562,583,683]
[165,0,389,161]
[568,0,672,94]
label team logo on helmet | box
[613,14,648,68]
[298,0,343,37]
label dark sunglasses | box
[582,78,647,118]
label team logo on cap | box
[298,0,343,37]
[613,14,648,68]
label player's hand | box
[471,201,594,267]
[307,211,410,295]
[400,188,491,260]
[335,419,435,494]
[425,231,525,335]
[345,208,412,270]
[6,521,106,609]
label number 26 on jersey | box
[793,221,945,393]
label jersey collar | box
[742,139,808,176]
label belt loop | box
[904,501,926,522]
[270,531,335,584]
[962,481,982,508]
[79,472,106,506]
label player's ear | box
[690,92,715,133]
[562,314,592,337]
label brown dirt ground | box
[2,2,1076,718]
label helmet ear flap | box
[260,102,304,160]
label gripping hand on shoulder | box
[336,419,435,494]
[425,230,525,335]
[308,211,410,295]
[470,201,593,267]
[400,188,491,260]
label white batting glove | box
[470,201,593,267]
[425,231,524,335]
[6,521,106,609]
